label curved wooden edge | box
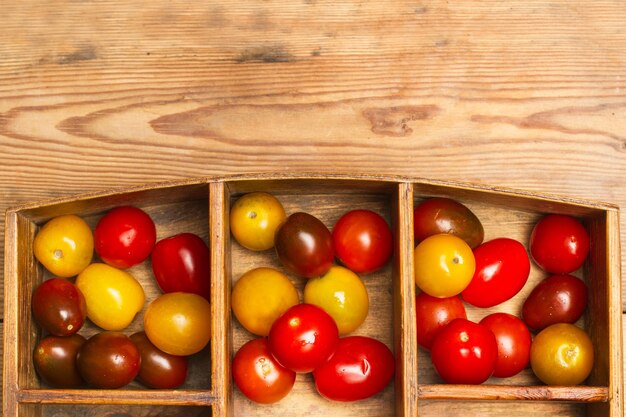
[16,389,215,406]
[6,172,619,215]
[417,385,609,402]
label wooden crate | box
[3,174,623,417]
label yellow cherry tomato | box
[230,192,286,251]
[304,265,369,335]
[144,292,211,356]
[231,267,299,336]
[33,214,94,277]
[75,263,144,330]
[531,323,594,385]
[414,234,475,298]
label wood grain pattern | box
[1,0,625,415]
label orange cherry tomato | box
[230,192,286,251]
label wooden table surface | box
[1,0,624,409]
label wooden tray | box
[3,174,623,417]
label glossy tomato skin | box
[33,214,94,278]
[530,323,594,385]
[151,233,211,300]
[332,210,393,273]
[230,192,286,251]
[130,331,188,389]
[414,198,484,249]
[414,234,476,297]
[76,263,145,331]
[530,214,590,273]
[415,292,466,350]
[233,338,296,404]
[94,206,156,269]
[268,303,339,373]
[33,334,86,388]
[144,292,212,356]
[430,318,497,384]
[274,212,334,278]
[77,332,141,389]
[462,238,530,308]
[522,274,588,331]
[232,267,299,336]
[479,313,531,378]
[32,278,86,336]
[313,336,395,402]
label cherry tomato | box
[313,336,394,401]
[130,331,188,389]
[233,338,296,404]
[33,334,86,388]
[530,323,594,385]
[144,292,211,356]
[430,318,497,384]
[230,192,286,251]
[304,265,369,335]
[32,278,86,336]
[268,303,339,373]
[151,233,211,300]
[274,212,334,278]
[77,332,141,389]
[414,198,484,249]
[461,238,530,308]
[522,274,588,331]
[94,206,156,269]
[530,214,590,273]
[479,313,531,378]
[414,234,475,297]
[415,292,466,350]
[76,263,145,331]
[232,267,299,336]
[33,214,93,277]
[332,209,393,273]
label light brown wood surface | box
[1,0,625,414]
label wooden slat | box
[16,389,214,406]
[417,385,609,402]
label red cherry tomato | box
[151,233,211,300]
[268,304,339,373]
[430,318,497,384]
[462,238,530,308]
[233,338,296,404]
[32,278,86,336]
[530,214,590,273]
[479,313,531,378]
[332,210,393,273]
[274,212,334,278]
[415,292,466,350]
[522,274,588,331]
[313,336,394,401]
[130,331,188,389]
[94,206,156,269]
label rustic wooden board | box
[1,0,625,415]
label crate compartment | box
[18,403,211,417]
[221,178,410,417]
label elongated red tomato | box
[480,313,531,378]
[462,238,530,308]
[268,304,339,373]
[151,233,211,300]
[233,338,296,404]
[332,209,393,273]
[313,336,394,401]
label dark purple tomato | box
[32,278,87,336]
[77,332,141,389]
[130,332,188,389]
[522,274,588,331]
[33,334,86,388]
[274,212,334,278]
[414,198,484,249]
[313,336,395,401]
[462,238,531,308]
[151,233,211,300]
